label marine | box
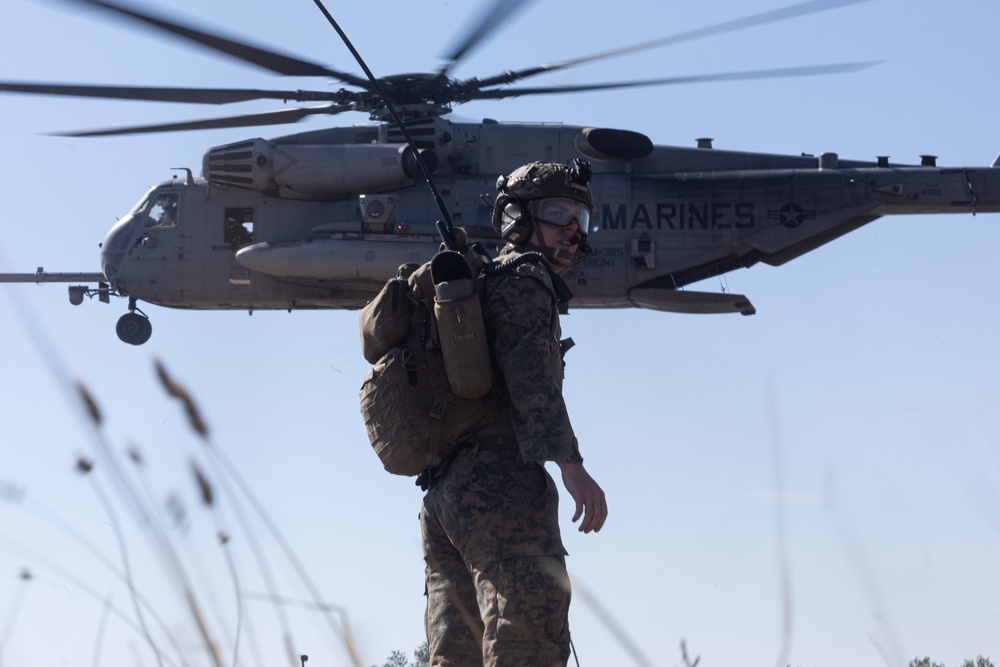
[419,160,608,666]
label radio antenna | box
[309,0,461,250]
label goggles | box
[530,197,591,235]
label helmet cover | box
[492,159,595,238]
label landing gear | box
[116,298,152,345]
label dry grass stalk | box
[155,359,209,439]
[190,460,215,508]
[75,380,103,426]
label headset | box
[496,197,534,244]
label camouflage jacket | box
[482,246,583,464]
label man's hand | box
[555,461,607,533]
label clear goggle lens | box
[531,197,590,234]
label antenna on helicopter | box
[171,167,194,185]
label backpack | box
[358,247,504,477]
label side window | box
[143,192,180,229]
[224,207,255,248]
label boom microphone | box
[570,235,592,253]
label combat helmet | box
[492,159,595,261]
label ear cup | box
[499,200,533,244]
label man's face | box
[530,216,580,272]
[530,197,589,266]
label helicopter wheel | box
[116,312,153,345]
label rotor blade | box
[464,62,882,100]
[473,0,872,88]
[438,0,536,75]
[60,0,370,86]
[0,81,339,105]
[52,104,355,137]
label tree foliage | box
[909,657,994,667]
[412,641,429,667]
[374,642,429,667]
[379,650,408,667]
[962,659,995,667]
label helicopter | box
[2,0,999,345]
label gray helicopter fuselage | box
[98,119,1000,317]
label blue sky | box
[1,0,998,665]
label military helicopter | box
[2,0,999,345]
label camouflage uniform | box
[420,245,582,667]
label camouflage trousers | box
[420,448,572,667]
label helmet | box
[491,160,595,249]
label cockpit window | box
[142,192,180,229]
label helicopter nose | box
[101,216,136,283]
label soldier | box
[420,160,608,666]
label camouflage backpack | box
[358,246,504,477]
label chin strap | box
[520,240,564,267]
[552,247,576,262]
[521,237,590,267]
